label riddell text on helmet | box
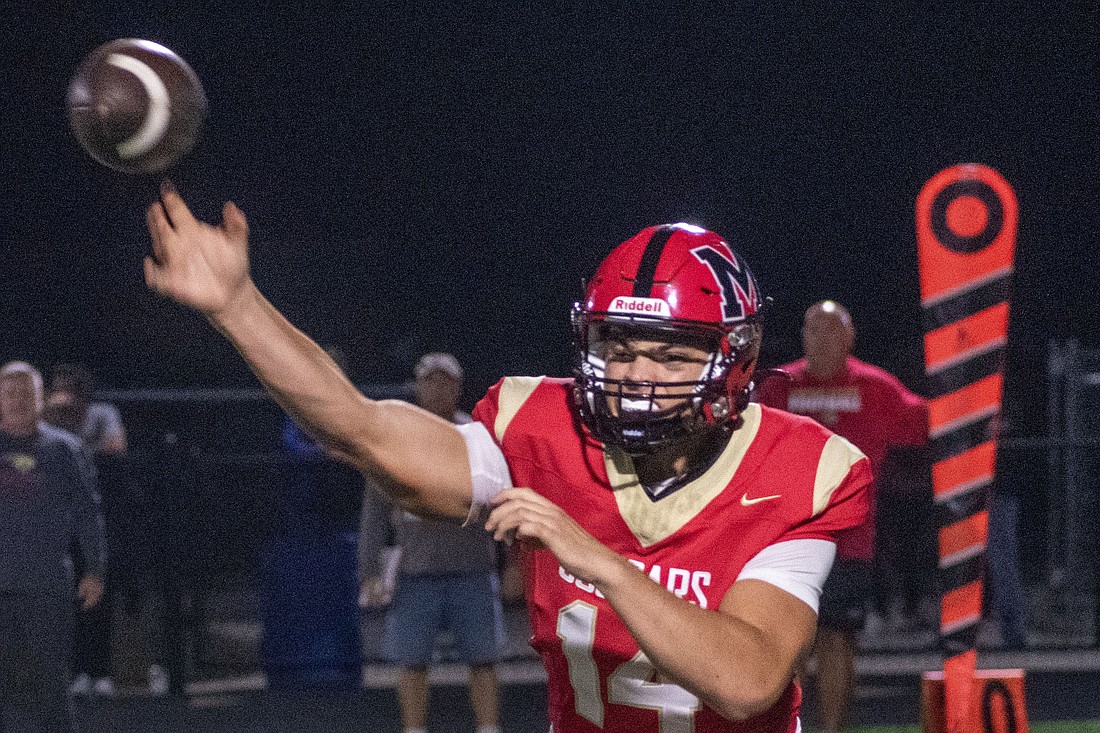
[609,297,671,317]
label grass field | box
[851,724,1099,733]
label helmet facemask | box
[572,311,761,454]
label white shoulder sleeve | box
[456,421,514,526]
[735,539,837,613]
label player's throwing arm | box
[144,187,474,519]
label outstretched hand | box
[144,182,254,320]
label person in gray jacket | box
[359,353,505,733]
[0,361,106,733]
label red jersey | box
[472,377,871,733]
[755,356,927,560]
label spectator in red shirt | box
[756,300,927,733]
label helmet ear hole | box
[728,323,760,351]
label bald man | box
[757,301,927,733]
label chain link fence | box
[93,344,1100,688]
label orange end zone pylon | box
[915,163,1025,733]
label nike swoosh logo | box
[741,493,781,506]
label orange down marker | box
[916,164,1024,733]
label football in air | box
[67,38,207,174]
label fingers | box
[485,494,559,544]
[486,488,555,541]
[158,180,197,228]
[143,256,163,292]
[222,201,249,241]
[490,486,541,506]
[487,508,544,547]
[487,494,549,520]
[485,488,551,526]
[146,201,172,264]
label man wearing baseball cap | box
[359,353,507,733]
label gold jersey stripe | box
[606,403,764,548]
[494,376,545,443]
[812,434,866,517]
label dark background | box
[0,3,1098,683]
[2,5,1097,436]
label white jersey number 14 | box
[557,600,701,732]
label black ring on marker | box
[930,180,1004,253]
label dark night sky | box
[2,3,1099,436]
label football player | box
[144,187,871,733]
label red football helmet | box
[572,223,764,453]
